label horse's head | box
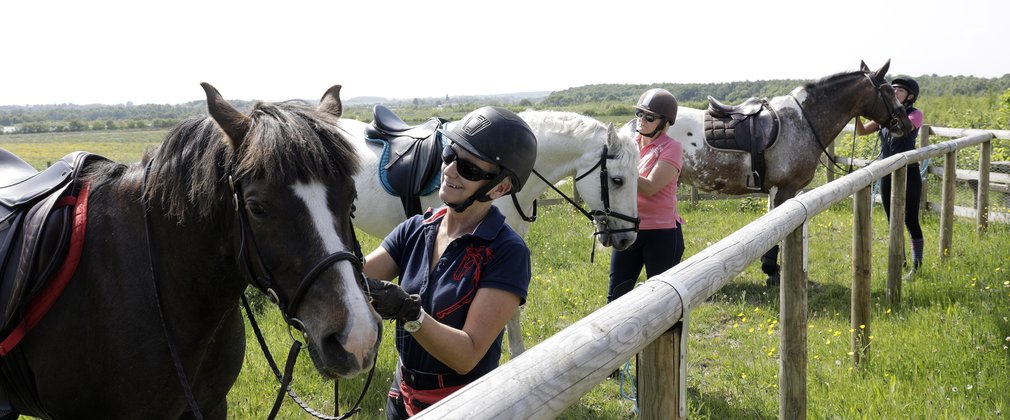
[573,122,640,250]
[203,83,382,379]
[859,59,913,136]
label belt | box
[399,364,484,390]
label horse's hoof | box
[766,274,780,287]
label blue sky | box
[3,0,1007,105]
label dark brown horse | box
[0,84,381,418]
[621,60,912,284]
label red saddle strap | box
[0,182,91,356]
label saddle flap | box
[0,150,39,187]
[0,151,87,208]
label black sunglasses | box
[636,110,661,123]
[442,145,498,182]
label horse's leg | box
[189,307,245,420]
[506,310,526,357]
[762,187,783,286]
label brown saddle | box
[364,105,446,217]
[0,150,103,332]
[704,96,780,190]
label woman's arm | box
[854,116,880,135]
[638,160,680,197]
[409,288,520,374]
[363,247,399,281]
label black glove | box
[364,277,421,323]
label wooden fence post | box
[639,324,684,420]
[977,140,991,233]
[939,151,957,260]
[851,186,872,367]
[886,166,907,308]
[919,125,931,211]
[780,226,807,420]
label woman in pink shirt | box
[608,88,685,303]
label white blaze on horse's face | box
[292,180,379,371]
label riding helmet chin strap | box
[636,119,667,138]
[445,172,507,213]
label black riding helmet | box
[891,77,919,106]
[438,106,538,211]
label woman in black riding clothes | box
[855,76,926,276]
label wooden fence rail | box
[415,130,997,419]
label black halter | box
[531,145,640,260]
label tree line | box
[540,74,1010,106]
[2,74,1008,134]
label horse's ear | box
[606,122,617,144]
[874,59,892,81]
[319,85,343,118]
[860,60,870,73]
[201,83,251,148]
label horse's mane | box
[520,110,605,143]
[142,100,360,221]
[519,109,638,169]
[803,70,864,91]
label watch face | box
[404,320,421,333]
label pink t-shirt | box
[908,109,924,129]
[636,132,684,230]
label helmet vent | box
[462,114,492,136]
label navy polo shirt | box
[880,106,921,159]
[381,205,531,375]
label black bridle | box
[531,145,640,260]
[228,176,377,420]
[141,159,375,420]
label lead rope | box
[140,160,205,420]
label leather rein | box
[140,160,376,420]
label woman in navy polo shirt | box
[363,106,537,418]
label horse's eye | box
[611,176,624,186]
[246,200,267,217]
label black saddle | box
[364,105,447,217]
[0,149,103,332]
[704,96,780,190]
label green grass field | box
[6,131,1009,419]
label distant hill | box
[343,91,551,107]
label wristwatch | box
[403,309,425,333]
